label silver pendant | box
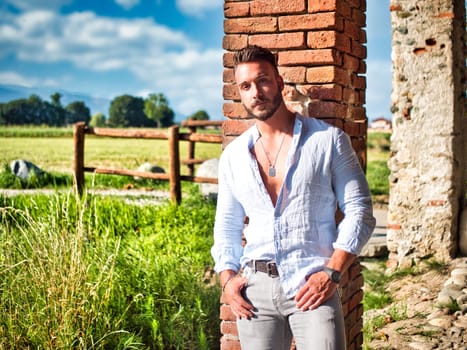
[268,166,276,177]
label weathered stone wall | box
[388,0,467,267]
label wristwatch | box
[323,266,341,284]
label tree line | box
[0,92,210,128]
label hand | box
[294,271,337,311]
[222,275,255,319]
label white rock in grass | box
[9,159,45,180]
[196,158,219,197]
[134,162,165,181]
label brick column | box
[220,1,368,349]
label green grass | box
[0,188,220,349]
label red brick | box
[220,320,238,336]
[344,19,362,41]
[224,2,250,18]
[279,12,339,31]
[298,83,343,101]
[223,83,239,100]
[249,32,306,50]
[251,0,306,15]
[351,137,367,157]
[348,260,362,279]
[220,304,236,321]
[308,0,337,13]
[344,119,367,137]
[359,90,365,104]
[223,53,234,69]
[351,74,366,89]
[306,66,350,85]
[224,17,277,34]
[358,58,366,74]
[308,31,351,53]
[279,66,307,83]
[347,319,363,341]
[343,53,360,71]
[343,87,360,104]
[390,4,403,11]
[348,289,364,311]
[349,106,366,120]
[352,7,366,27]
[223,68,234,83]
[337,1,352,19]
[223,34,248,50]
[222,119,254,136]
[320,118,344,129]
[308,100,347,119]
[344,306,357,330]
[347,0,362,9]
[351,39,367,59]
[220,336,241,350]
[223,102,248,119]
[279,49,342,66]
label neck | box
[257,106,295,137]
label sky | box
[0,0,392,122]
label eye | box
[239,83,250,91]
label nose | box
[251,83,262,99]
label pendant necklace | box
[259,132,287,177]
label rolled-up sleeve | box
[331,129,376,254]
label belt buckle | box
[266,261,276,277]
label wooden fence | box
[73,120,223,203]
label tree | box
[89,112,106,127]
[108,94,152,127]
[0,94,67,126]
[144,93,175,128]
[187,110,210,121]
[65,101,91,125]
[50,92,62,107]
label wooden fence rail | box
[73,121,223,203]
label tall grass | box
[0,188,220,349]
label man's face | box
[234,60,284,121]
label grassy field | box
[0,126,390,196]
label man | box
[211,45,376,349]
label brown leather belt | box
[247,260,279,277]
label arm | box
[211,153,254,318]
[296,129,375,310]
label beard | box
[244,89,283,121]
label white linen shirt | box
[211,114,376,298]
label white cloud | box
[0,7,225,119]
[0,71,60,87]
[0,10,195,69]
[175,0,223,18]
[3,0,71,10]
[0,71,33,87]
[114,0,140,10]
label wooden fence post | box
[168,125,181,204]
[73,122,86,195]
[187,125,196,177]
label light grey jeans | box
[236,270,346,350]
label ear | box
[277,75,285,91]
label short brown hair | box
[233,45,278,73]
